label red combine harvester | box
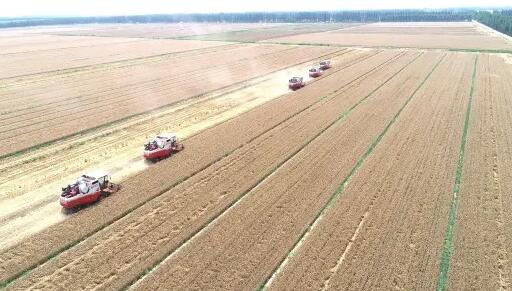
[60,173,120,209]
[308,67,322,78]
[319,60,331,70]
[143,133,184,162]
[288,77,305,90]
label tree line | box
[0,10,475,28]
[475,10,512,36]
[0,9,511,37]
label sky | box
[1,0,511,17]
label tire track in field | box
[261,53,446,291]
[0,46,298,126]
[0,49,395,287]
[436,55,478,291]
[0,45,291,117]
[0,41,230,81]
[487,80,510,290]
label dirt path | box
[447,54,512,290]
[0,48,389,286]
[264,52,474,291]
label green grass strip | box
[436,55,478,291]
[259,53,446,290]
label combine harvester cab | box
[143,133,184,162]
[308,67,322,78]
[288,77,305,90]
[319,60,331,70]
[60,173,120,209]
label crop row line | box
[435,54,478,291]
[260,52,446,290]
[123,50,421,291]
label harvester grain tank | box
[143,133,184,162]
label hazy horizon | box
[2,0,511,18]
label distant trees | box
[475,10,512,36]
[0,9,486,29]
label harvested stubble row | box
[0,48,395,286]
[0,38,228,78]
[0,45,339,156]
[182,23,359,42]
[266,23,512,51]
[267,53,475,291]
[0,43,243,90]
[0,49,361,197]
[0,45,293,117]
[131,51,439,291]
[0,46,276,116]
[1,43,281,91]
[6,50,415,290]
[448,54,512,290]
[0,35,142,55]
[0,44,288,121]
